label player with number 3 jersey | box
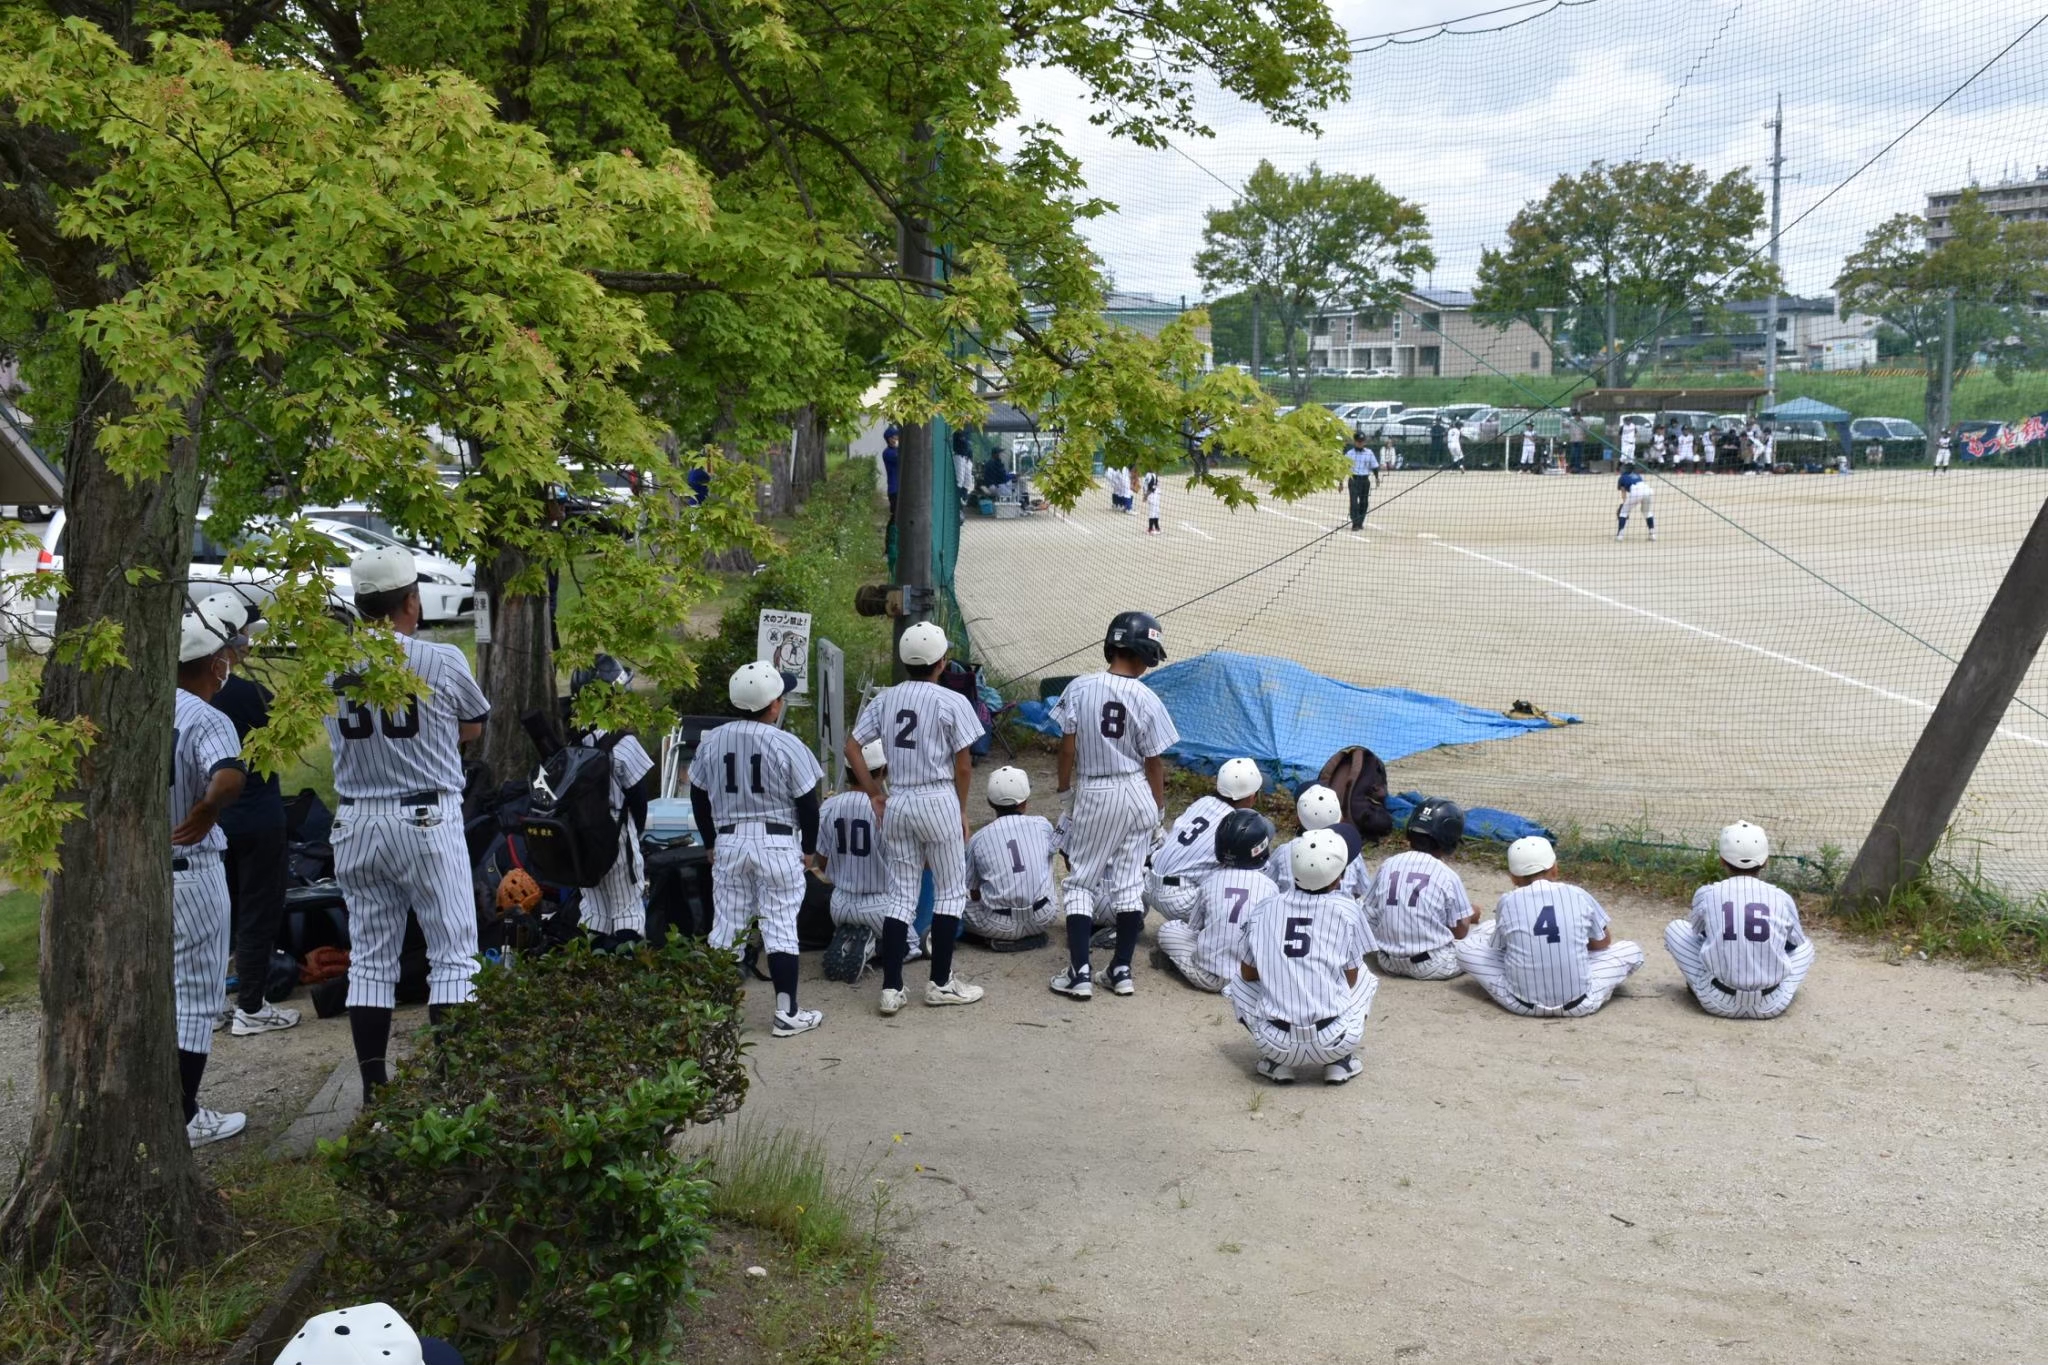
[1158,809,1277,992]
[1145,757,1264,920]
[1666,821,1815,1019]
[1458,837,1644,1016]
[964,766,1059,945]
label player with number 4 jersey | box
[1158,809,1277,992]
[1145,757,1264,920]
[1459,837,1643,1016]
[964,766,1058,945]
[1666,821,1815,1019]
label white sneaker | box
[231,1003,301,1036]
[925,978,985,1007]
[186,1107,246,1148]
[772,1008,824,1037]
[1649,530,1658,541]
[1615,529,1624,541]
[1323,1055,1363,1085]
[1049,966,1093,1000]
[878,987,908,1016]
[1106,965,1135,996]
[1255,1058,1296,1085]
[213,1007,230,1032]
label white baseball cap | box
[728,659,793,712]
[1718,821,1770,870]
[987,765,1030,807]
[270,1302,423,1365]
[1506,836,1557,878]
[350,544,417,596]
[859,738,887,773]
[194,590,256,648]
[1290,828,1350,892]
[1295,784,1342,831]
[899,621,949,667]
[1215,758,1263,801]
[178,596,243,664]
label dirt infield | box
[957,466,2048,888]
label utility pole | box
[893,129,936,680]
[1939,288,1958,438]
[1763,95,1784,409]
[1251,288,1263,383]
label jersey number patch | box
[1222,885,1251,924]
[893,709,918,749]
[832,816,871,857]
[724,752,765,795]
[1176,815,1210,846]
[1532,905,1561,944]
[1099,700,1127,739]
[1283,916,1313,958]
[338,699,420,740]
[1720,901,1774,942]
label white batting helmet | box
[1718,821,1770,870]
[1295,784,1342,831]
[987,766,1031,807]
[728,659,788,712]
[1506,836,1557,878]
[270,1303,423,1365]
[1215,758,1263,801]
[1290,828,1350,892]
[860,738,887,773]
[899,620,950,667]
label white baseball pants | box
[1063,773,1157,923]
[709,824,805,956]
[331,795,479,1010]
[963,894,1057,941]
[881,782,968,923]
[1664,920,1815,1019]
[830,888,892,935]
[1225,974,1377,1067]
[1374,945,1463,980]
[172,851,231,1053]
[1143,867,1200,921]
[1155,919,1226,992]
[1456,923,1644,1017]
[579,821,646,936]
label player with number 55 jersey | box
[1458,837,1644,1017]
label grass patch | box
[699,1123,888,1268]
[1830,843,2048,972]
[0,887,38,1004]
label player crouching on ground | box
[1267,784,1371,901]
[1367,797,1477,980]
[1158,809,1277,992]
[1665,821,1815,1019]
[1458,836,1645,1017]
[964,766,1059,950]
[1146,757,1264,921]
[818,740,892,982]
[1225,829,1378,1085]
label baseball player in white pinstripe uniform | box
[1368,797,1476,980]
[173,600,251,1147]
[568,665,656,941]
[1145,757,1263,920]
[819,739,891,980]
[845,621,986,1015]
[964,766,1058,945]
[1458,837,1644,1017]
[690,660,826,1036]
[1051,611,1179,1000]
[1225,829,1377,1084]
[1266,785,1372,901]
[1157,809,1276,992]
[327,546,490,1103]
[1666,821,1816,1019]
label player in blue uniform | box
[1616,466,1655,541]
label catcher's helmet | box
[569,653,630,700]
[1406,797,1466,854]
[1103,610,1166,667]
[1215,809,1275,869]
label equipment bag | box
[1317,745,1393,843]
[522,732,626,888]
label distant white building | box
[1723,296,1880,364]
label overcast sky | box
[1007,0,2048,302]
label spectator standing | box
[1565,414,1586,472]
[881,426,902,541]
[1345,431,1380,530]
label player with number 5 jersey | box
[1050,611,1179,1001]
[1458,837,1644,1016]
[964,766,1058,946]
[1666,821,1815,1019]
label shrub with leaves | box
[328,939,746,1364]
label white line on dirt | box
[1180,521,1215,540]
[1256,503,1325,530]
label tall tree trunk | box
[475,538,556,782]
[0,348,225,1274]
[761,428,796,520]
[790,404,827,508]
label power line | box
[1346,0,1606,52]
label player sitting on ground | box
[1457,836,1645,1017]
[1146,757,1265,921]
[1367,797,1477,980]
[1225,829,1378,1085]
[818,740,891,982]
[1157,809,1277,992]
[1665,821,1816,1020]
[1266,784,1371,901]
[964,766,1059,951]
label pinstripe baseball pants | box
[1143,867,1200,921]
[1664,920,1815,1019]
[963,894,1057,941]
[1154,919,1227,992]
[830,888,892,934]
[880,782,967,924]
[1063,773,1157,924]
[331,795,478,1010]
[709,825,805,956]
[1456,924,1645,1016]
[1374,945,1463,980]
[172,852,231,1053]
[579,822,646,936]
[1224,974,1377,1067]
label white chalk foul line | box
[1180,521,1215,541]
[1256,503,1326,530]
[1431,539,2048,751]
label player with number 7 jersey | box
[1158,810,1280,993]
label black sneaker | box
[822,924,876,984]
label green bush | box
[328,939,748,1365]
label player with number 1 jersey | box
[964,766,1058,944]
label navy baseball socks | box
[178,1048,207,1123]
[879,919,910,991]
[1065,913,1093,977]
[768,951,801,1016]
[349,1005,393,1103]
[928,914,960,987]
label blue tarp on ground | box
[1012,651,1573,839]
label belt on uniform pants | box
[1268,1015,1339,1032]
[1160,876,1184,887]
[1515,995,1586,1013]
[987,896,1050,917]
[172,857,189,872]
[1711,978,1778,996]
[718,822,792,836]
[1409,952,1435,964]
[340,790,443,806]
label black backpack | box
[1317,745,1393,843]
[522,732,626,888]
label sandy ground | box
[956,467,2048,889]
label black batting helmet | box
[1104,610,1166,667]
[569,653,629,700]
[1215,809,1275,869]
[1405,797,1466,854]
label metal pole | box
[1764,95,1783,408]
[1939,288,1957,437]
[893,131,935,682]
[1251,289,1263,383]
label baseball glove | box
[496,868,542,914]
